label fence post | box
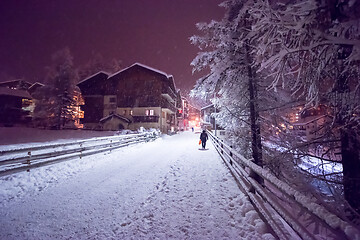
[27,151,31,172]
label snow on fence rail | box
[0,132,158,177]
[207,130,360,240]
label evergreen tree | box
[33,47,79,129]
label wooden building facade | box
[77,63,181,133]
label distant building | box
[201,104,215,129]
[200,104,225,137]
[0,80,33,126]
[77,63,181,133]
[27,82,45,95]
[292,105,330,141]
[177,97,189,131]
[188,104,200,128]
[0,79,32,90]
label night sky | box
[0,0,225,92]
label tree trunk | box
[341,128,360,215]
[334,62,360,215]
[245,40,264,185]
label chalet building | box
[178,97,189,131]
[77,63,181,133]
[0,80,33,126]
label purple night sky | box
[0,0,225,92]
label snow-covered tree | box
[33,47,79,129]
[191,0,273,184]
[191,0,360,218]
[249,0,360,214]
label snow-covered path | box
[0,131,274,240]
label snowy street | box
[0,131,273,239]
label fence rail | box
[0,132,158,177]
[208,130,360,240]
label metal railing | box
[208,130,360,240]
[0,132,158,177]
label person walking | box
[200,130,208,149]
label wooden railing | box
[208,130,360,240]
[0,132,159,177]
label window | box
[123,110,127,115]
[130,110,133,115]
[145,110,150,116]
[109,97,116,103]
[150,110,154,116]
[162,112,166,118]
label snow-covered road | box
[0,131,274,240]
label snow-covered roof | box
[109,63,171,79]
[0,79,31,85]
[167,75,178,93]
[28,82,45,89]
[99,113,131,123]
[77,71,110,85]
[0,87,32,99]
[201,104,214,110]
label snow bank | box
[0,127,117,145]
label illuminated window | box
[123,110,127,115]
[146,110,149,116]
[130,110,133,115]
[150,110,154,116]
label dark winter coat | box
[200,131,208,142]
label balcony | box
[132,115,159,123]
[161,86,176,103]
[161,99,177,113]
